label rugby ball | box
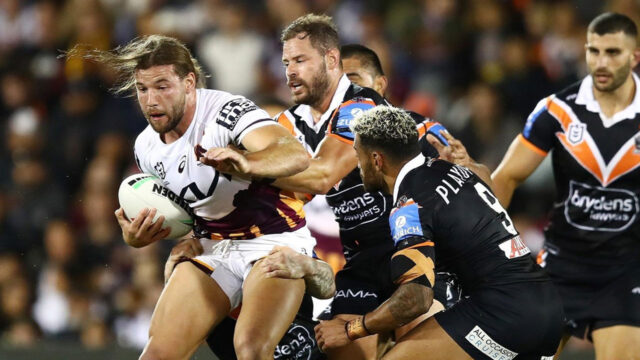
[118,174,194,239]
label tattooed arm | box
[363,283,433,333]
[260,245,336,299]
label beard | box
[293,62,330,107]
[145,94,186,134]
[360,165,386,193]
[592,60,631,92]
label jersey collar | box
[575,72,640,128]
[293,74,352,131]
[393,153,426,203]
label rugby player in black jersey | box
[340,43,492,184]
[272,14,489,359]
[315,105,563,359]
[492,13,640,358]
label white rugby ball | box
[118,173,193,239]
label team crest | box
[154,162,166,179]
[567,123,586,145]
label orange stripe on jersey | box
[392,248,435,287]
[210,233,224,240]
[557,132,605,184]
[277,113,295,136]
[607,144,640,185]
[339,98,377,109]
[416,122,427,139]
[276,208,297,228]
[546,97,572,131]
[249,225,263,237]
[326,131,355,145]
[191,258,214,272]
[517,134,548,156]
[405,241,434,250]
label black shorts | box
[542,252,640,340]
[207,314,325,360]
[435,281,563,360]
[323,245,462,319]
[327,245,395,317]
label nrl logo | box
[154,162,166,179]
[567,123,586,145]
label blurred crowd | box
[0,0,637,353]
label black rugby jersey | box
[390,155,548,292]
[521,74,640,262]
[277,75,447,261]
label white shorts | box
[190,226,316,309]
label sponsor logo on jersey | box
[154,162,166,179]
[334,289,378,299]
[274,324,315,360]
[178,155,186,174]
[565,180,639,231]
[390,198,423,244]
[635,134,640,154]
[465,326,518,360]
[327,187,385,230]
[498,236,531,259]
[216,98,258,130]
[151,183,193,214]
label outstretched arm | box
[200,124,310,179]
[491,135,546,207]
[273,135,358,194]
[426,132,494,189]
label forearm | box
[356,283,433,336]
[273,157,335,194]
[303,259,336,299]
[491,169,520,208]
[466,161,495,192]
[246,137,309,178]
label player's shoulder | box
[398,157,475,202]
[134,125,158,152]
[552,80,582,104]
[344,83,387,105]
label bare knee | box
[139,339,185,360]
[234,333,275,360]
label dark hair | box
[588,12,638,39]
[351,106,420,162]
[280,14,340,55]
[341,44,385,76]
[67,35,205,96]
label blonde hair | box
[67,35,205,96]
[351,106,420,160]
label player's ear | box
[632,47,640,68]
[372,151,384,171]
[374,75,388,96]
[184,72,196,92]
[326,48,340,71]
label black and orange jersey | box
[521,74,640,263]
[277,75,449,261]
[390,155,548,292]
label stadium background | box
[1,0,638,358]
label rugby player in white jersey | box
[79,35,327,360]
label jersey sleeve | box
[416,119,449,158]
[388,196,436,288]
[215,97,275,145]
[520,96,560,155]
[133,135,152,174]
[326,97,378,144]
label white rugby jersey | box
[134,88,307,239]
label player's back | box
[393,155,548,293]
